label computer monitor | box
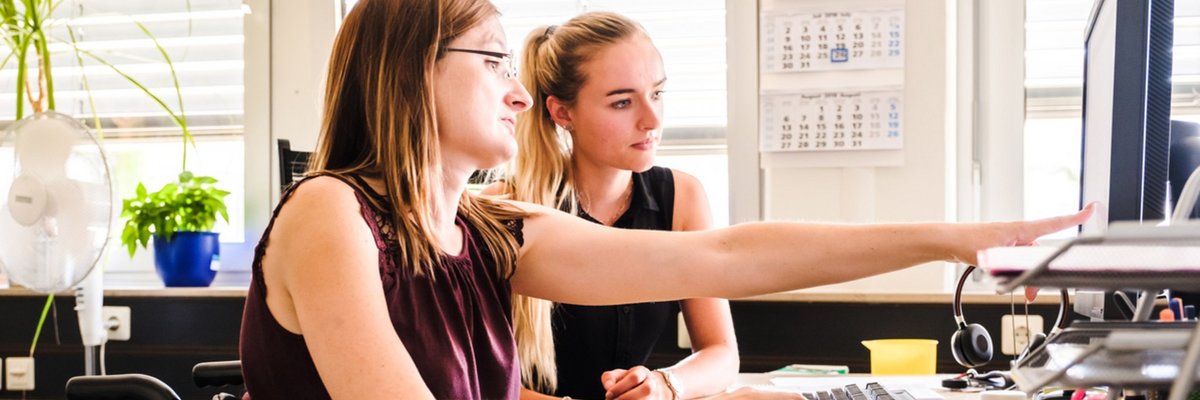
[1078,0,1175,234]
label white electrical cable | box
[99,343,106,375]
[1171,165,1200,223]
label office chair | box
[62,360,244,400]
[193,360,245,400]
[277,138,312,193]
[65,373,180,400]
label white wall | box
[729,0,963,293]
[267,1,339,205]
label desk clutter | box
[973,222,1200,400]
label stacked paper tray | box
[1010,321,1199,390]
[977,245,1200,291]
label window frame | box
[0,0,273,285]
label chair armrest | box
[65,373,180,400]
[193,360,244,388]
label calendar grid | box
[762,9,904,73]
[761,90,903,153]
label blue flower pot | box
[152,231,220,287]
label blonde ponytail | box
[509,25,577,212]
[502,12,648,395]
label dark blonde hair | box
[310,0,525,278]
[500,11,649,394]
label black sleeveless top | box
[240,174,522,399]
[552,166,681,399]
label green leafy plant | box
[120,171,230,257]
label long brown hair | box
[500,11,649,394]
[309,0,525,278]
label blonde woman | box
[486,12,737,400]
[237,0,1093,398]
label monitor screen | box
[1080,0,1117,235]
[1078,0,1174,234]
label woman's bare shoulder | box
[666,168,712,231]
[270,176,377,255]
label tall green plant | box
[0,0,62,119]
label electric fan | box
[0,110,115,374]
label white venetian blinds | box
[0,0,245,138]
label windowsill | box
[0,286,249,298]
[0,270,251,298]
[0,272,1053,304]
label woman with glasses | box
[237,0,1092,398]
[484,12,737,400]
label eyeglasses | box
[444,48,518,80]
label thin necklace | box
[580,179,633,226]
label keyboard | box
[801,382,918,400]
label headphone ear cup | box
[951,328,970,367]
[963,323,993,366]
[951,324,993,368]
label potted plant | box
[120,171,230,287]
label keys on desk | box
[803,383,917,400]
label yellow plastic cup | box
[861,339,938,375]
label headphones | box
[951,266,1070,369]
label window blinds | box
[0,0,245,138]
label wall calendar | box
[760,89,902,153]
[762,9,904,72]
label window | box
[0,0,247,271]
[492,0,727,145]
[1024,0,1200,227]
[498,0,732,226]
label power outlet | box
[1000,314,1044,356]
[5,356,34,391]
[103,306,131,341]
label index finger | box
[1019,203,1096,244]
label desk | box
[733,373,980,400]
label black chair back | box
[277,138,312,193]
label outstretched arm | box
[511,201,1093,306]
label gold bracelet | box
[655,369,681,400]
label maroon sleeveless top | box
[240,174,522,399]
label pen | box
[1171,297,1185,321]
